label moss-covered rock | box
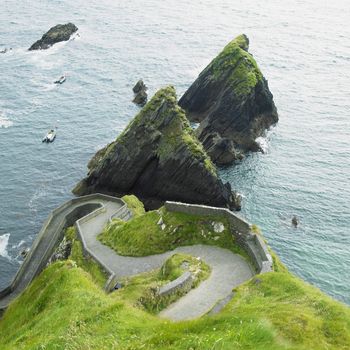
[73,86,240,210]
[179,34,278,165]
[29,23,78,50]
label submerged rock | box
[29,23,78,50]
[292,215,299,228]
[132,79,148,106]
[73,86,241,210]
[179,34,278,165]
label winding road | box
[0,195,254,320]
[77,201,254,321]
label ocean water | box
[0,0,349,304]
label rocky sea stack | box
[73,86,240,210]
[179,34,278,165]
[29,23,78,50]
[132,79,148,106]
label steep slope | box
[73,86,240,210]
[179,34,278,165]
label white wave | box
[0,233,10,259]
[0,114,13,128]
[255,136,269,153]
[12,240,26,249]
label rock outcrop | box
[179,34,278,165]
[29,23,78,50]
[132,79,148,106]
[73,86,241,210]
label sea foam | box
[0,233,10,259]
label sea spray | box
[0,234,10,259]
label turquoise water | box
[0,0,349,304]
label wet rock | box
[292,215,299,228]
[20,248,30,259]
[133,79,147,94]
[29,23,78,50]
[132,79,148,106]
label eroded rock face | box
[73,86,241,210]
[179,34,278,165]
[29,23,78,50]
[132,79,148,106]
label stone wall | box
[0,194,126,311]
[164,201,273,274]
[158,271,193,297]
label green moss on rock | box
[211,34,263,97]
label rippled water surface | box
[0,0,349,304]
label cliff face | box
[73,86,241,210]
[179,34,278,165]
[29,23,78,50]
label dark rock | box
[179,34,278,165]
[29,23,78,51]
[132,79,148,106]
[292,215,299,228]
[133,79,147,94]
[47,237,72,265]
[73,86,241,211]
[20,248,30,259]
[133,89,148,106]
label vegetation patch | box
[98,205,247,258]
[119,253,211,314]
[114,86,217,176]
[210,34,263,97]
[121,194,145,217]
[66,226,108,288]
[1,256,349,349]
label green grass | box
[210,34,263,97]
[86,86,217,177]
[159,253,211,286]
[1,258,349,349]
[117,253,211,314]
[66,226,108,288]
[121,194,145,217]
[1,205,349,349]
[98,206,247,259]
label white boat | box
[42,129,56,143]
[54,75,66,84]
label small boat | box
[54,75,66,84]
[42,129,56,143]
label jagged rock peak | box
[73,86,241,210]
[29,23,78,51]
[179,34,278,165]
[132,79,148,106]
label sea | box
[0,0,349,305]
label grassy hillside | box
[1,199,349,349]
[98,206,247,258]
[0,256,349,350]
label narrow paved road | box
[1,196,254,321]
[78,204,254,321]
[0,196,123,310]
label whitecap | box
[12,240,26,249]
[0,114,13,128]
[255,136,269,153]
[0,233,10,259]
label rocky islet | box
[179,34,278,165]
[74,86,241,210]
[29,23,78,50]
